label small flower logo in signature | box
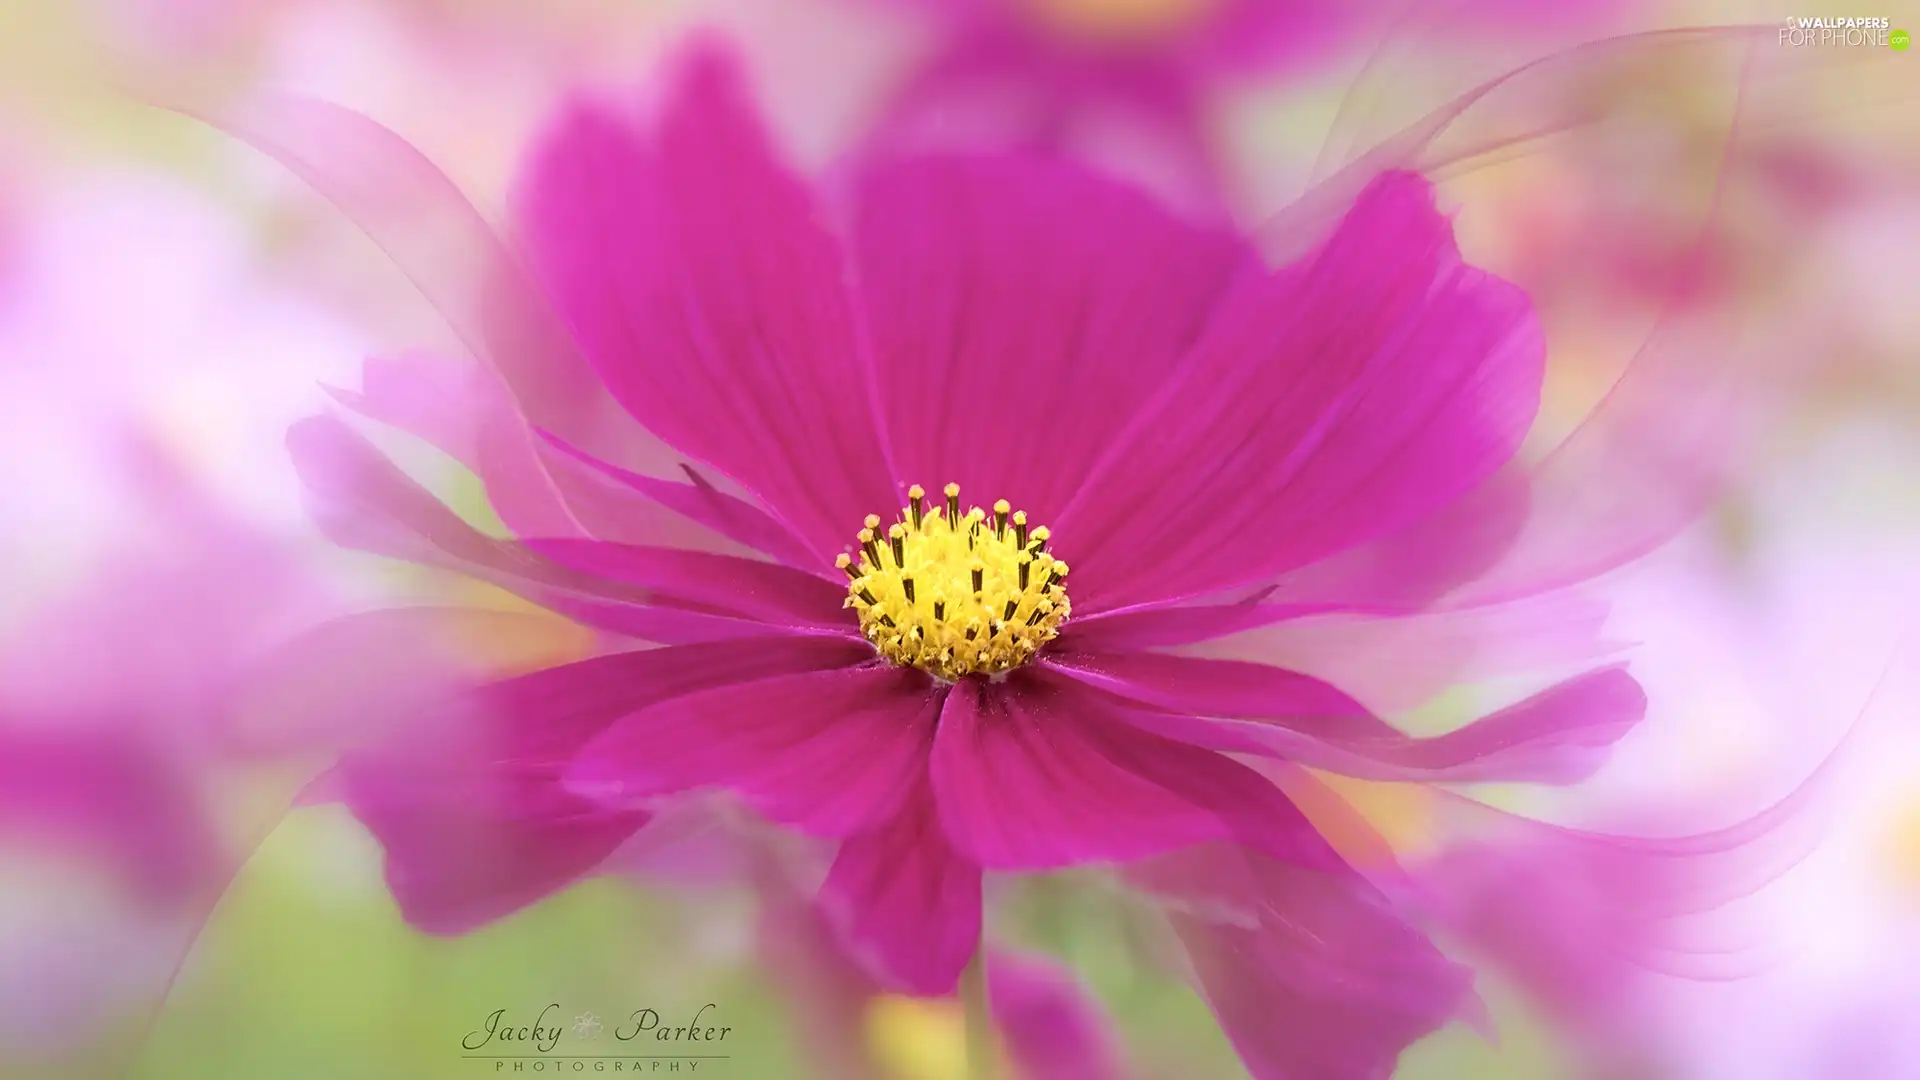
[572,1012,603,1040]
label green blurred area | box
[0,808,1574,1080]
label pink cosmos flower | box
[205,37,1703,1078]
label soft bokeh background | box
[2,0,1917,1077]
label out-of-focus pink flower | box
[0,171,368,537]
[0,440,341,1062]
[859,0,1348,210]
[0,167,362,1062]
[860,0,1637,211]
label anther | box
[1012,511,1028,547]
[836,553,859,581]
[944,482,961,521]
[993,499,1011,538]
[902,578,916,605]
[1018,557,1031,591]
[908,484,926,529]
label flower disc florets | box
[838,483,1070,681]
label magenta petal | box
[1415,754,1850,1042]
[537,431,822,570]
[1058,598,1341,651]
[230,606,564,758]
[515,45,895,566]
[334,635,857,934]
[526,539,854,631]
[286,412,568,577]
[334,355,735,554]
[287,413,522,572]
[285,414,794,645]
[1049,653,1645,784]
[1057,171,1543,613]
[338,760,647,937]
[567,664,940,838]
[988,950,1130,1080]
[1128,844,1472,1080]
[327,353,577,543]
[854,153,1248,523]
[327,352,486,466]
[929,676,1344,873]
[1262,468,1535,612]
[820,783,983,996]
[187,91,662,472]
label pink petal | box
[1191,590,1619,716]
[853,153,1248,523]
[1256,469,1535,612]
[185,89,668,473]
[333,634,860,934]
[1048,653,1645,784]
[538,431,822,569]
[526,539,854,631]
[1416,786,1828,1042]
[567,664,940,838]
[929,675,1345,872]
[333,354,735,554]
[285,414,808,644]
[1056,171,1543,614]
[820,782,983,996]
[1128,844,1472,1080]
[515,44,895,567]
[327,352,486,465]
[1057,598,1342,652]
[228,605,575,758]
[286,412,560,575]
[988,950,1131,1080]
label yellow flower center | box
[839,483,1070,682]
[1022,0,1220,43]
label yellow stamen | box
[843,483,1070,681]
